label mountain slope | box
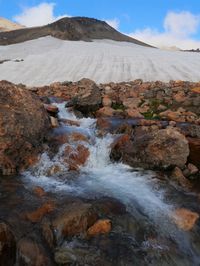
[0,17,151,46]
[0,17,24,32]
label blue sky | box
[1,0,200,49]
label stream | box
[3,101,200,265]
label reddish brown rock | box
[64,144,90,170]
[44,104,59,114]
[87,219,112,237]
[53,202,98,241]
[50,116,59,128]
[0,223,16,266]
[96,106,115,117]
[111,128,189,170]
[187,138,200,168]
[69,132,89,143]
[172,208,199,231]
[0,81,50,175]
[26,202,55,223]
[59,118,80,127]
[17,238,51,266]
[171,167,192,190]
[126,108,144,118]
[102,96,112,107]
[33,186,46,197]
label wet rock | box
[26,202,55,223]
[69,132,89,143]
[59,118,80,127]
[172,208,199,231]
[64,144,90,171]
[87,219,112,237]
[50,116,59,128]
[54,246,104,265]
[111,128,189,170]
[171,167,192,190]
[52,202,98,241]
[0,81,50,175]
[44,104,59,115]
[73,79,102,116]
[187,163,199,176]
[17,238,52,266]
[0,222,16,266]
[33,186,46,197]
[42,220,55,249]
[187,137,200,168]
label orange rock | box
[33,186,46,197]
[126,108,144,118]
[26,202,55,223]
[96,107,115,117]
[87,219,112,237]
[69,132,89,143]
[172,208,199,231]
[64,144,90,170]
[191,87,200,94]
[111,134,130,149]
[102,96,112,107]
[171,167,192,190]
[173,91,186,103]
[47,165,62,176]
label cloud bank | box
[129,11,200,50]
[13,2,69,27]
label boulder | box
[52,202,98,242]
[0,223,16,266]
[0,81,50,175]
[110,128,189,170]
[73,79,102,116]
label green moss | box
[111,102,126,111]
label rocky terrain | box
[0,78,200,265]
[0,17,150,46]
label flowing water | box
[22,102,200,265]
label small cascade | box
[22,101,200,264]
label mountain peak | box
[0,16,151,47]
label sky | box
[1,0,200,49]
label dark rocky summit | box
[0,17,151,46]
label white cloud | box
[129,11,200,50]
[13,2,69,27]
[105,18,120,30]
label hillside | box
[0,17,24,32]
[0,17,151,46]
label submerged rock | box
[87,219,112,237]
[111,128,189,170]
[172,208,199,231]
[0,81,50,175]
[52,202,98,242]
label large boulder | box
[110,128,189,170]
[72,79,102,116]
[0,81,50,175]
